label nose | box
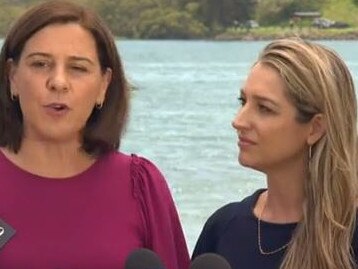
[231,105,250,132]
[46,66,69,92]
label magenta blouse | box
[0,150,189,269]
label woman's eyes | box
[30,60,50,68]
[237,97,274,114]
[70,65,88,73]
[238,97,246,106]
[29,61,88,73]
[258,104,273,114]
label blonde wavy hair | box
[258,38,358,269]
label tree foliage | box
[0,0,354,38]
[256,0,326,25]
[196,0,256,29]
[0,4,24,36]
[137,8,207,38]
[256,0,296,25]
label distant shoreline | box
[214,27,358,41]
[2,28,358,42]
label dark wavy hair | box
[0,0,130,156]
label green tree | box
[256,0,291,25]
[256,0,326,25]
[197,0,256,29]
[91,0,207,38]
[0,4,24,36]
[137,7,207,38]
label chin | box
[238,156,260,171]
[238,156,251,167]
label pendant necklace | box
[257,199,291,255]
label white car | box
[312,18,335,28]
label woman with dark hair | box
[0,1,189,268]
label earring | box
[308,145,312,160]
[95,102,103,110]
[10,92,18,101]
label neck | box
[263,184,303,223]
[2,138,95,178]
[259,159,306,223]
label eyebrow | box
[25,52,95,65]
[240,88,280,108]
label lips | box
[46,103,68,110]
[238,136,256,147]
[44,103,70,116]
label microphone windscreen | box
[190,253,232,269]
[125,248,165,269]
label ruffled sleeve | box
[131,154,190,269]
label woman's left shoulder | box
[101,151,158,171]
[99,152,169,198]
[129,153,163,175]
[130,152,164,176]
[124,153,169,195]
[98,151,132,168]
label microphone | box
[125,248,165,269]
[190,253,232,269]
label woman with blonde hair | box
[192,38,358,269]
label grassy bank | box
[215,0,358,41]
[322,0,358,27]
[216,27,358,41]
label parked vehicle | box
[312,18,350,29]
[245,20,259,29]
[331,21,350,28]
[312,18,335,28]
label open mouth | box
[46,103,68,111]
[50,104,68,111]
[44,103,70,116]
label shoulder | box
[96,151,167,188]
[130,154,164,176]
[205,189,263,233]
[102,150,132,163]
[96,151,132,169]
[118,153,171,201]
[192,189,264,256]
[129,153,166,185]
[352,217,358,255]
[99,151,162,175]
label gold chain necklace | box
[257,199,291,255]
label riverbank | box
[215,27,358,41]
[2,27,358,42]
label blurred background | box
[1,0,358,39]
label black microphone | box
[190,253,232,269]
[125,248,166,269]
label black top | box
[192,189,358,269]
